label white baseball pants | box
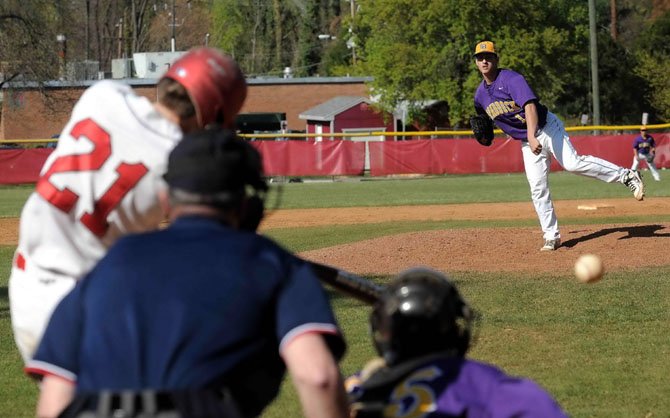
[9,253,77,363]
[631,154,661,181]
[521,112,627,241]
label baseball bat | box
[308,261,383,305]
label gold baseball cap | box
[474,41,497,57]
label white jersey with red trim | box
[16,80,182,280]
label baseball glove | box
[646,153,655,163]
[470,114,494,146]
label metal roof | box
[298,96,370,121]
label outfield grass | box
[1,172,670,417]
[268,170,670,209]
[3,170,670,216]
[0,185,33,217]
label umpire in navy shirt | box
[26,128,349,418]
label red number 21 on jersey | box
[36,118,149,237]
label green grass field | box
[1,172,670,417]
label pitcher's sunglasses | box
[475,53,497,62]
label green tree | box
[295,0,321,76]
[210,0,245,59]
[597,33,649,124]
[356,0,480,127]
[210,0,347,77]
[210,0,272,75]
[632,10,670,121]
[355,0,607,127]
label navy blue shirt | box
[28,216,345,397]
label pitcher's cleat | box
[622,169,645,201]
[540,238,561,252]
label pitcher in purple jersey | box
[472,40,645,251]
[632,126,661,181]
[345,267,568,417]
[27,129,349,418]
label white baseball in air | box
[574,254,604,284]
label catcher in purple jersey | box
[472,41,645,251]
[632,126,661,181]
[345,268,568,417]
[27,129,349,418]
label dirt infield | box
[2,197,670,276]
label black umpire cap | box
[163,128,267,203]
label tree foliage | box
[1,0,669,124]
[355,0,670,126]
[0,0,60,86]
[210,0,344,77]
[356,0,596,127]
[633,9,670,121]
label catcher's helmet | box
[163,48,247,129]
[163,128,267,231]
[370,268,474,366]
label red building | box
[0,77,372,140]
[299,96,396,141]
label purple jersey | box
[347,355,567,417]
[633,135,655,155]
[27,216,345,415]
[474,69,548,140]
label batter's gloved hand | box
[470,114,494,146]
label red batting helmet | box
[163,47,247,129]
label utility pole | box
[171,0,176,52]
[117,17,124,58]
[56,34,67,80]
[588,0,601,126]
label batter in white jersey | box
[9,48,247,363]
[472,41,645,251]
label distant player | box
[9,47,247,363]
[471,40,645,251]
[632,126,661,181]
[346,267,568,417]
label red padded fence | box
[252,140,366,176]
[368,134,670,175]
[1,133,668,184]
[0,148,52,185]
[367,137,526,175]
